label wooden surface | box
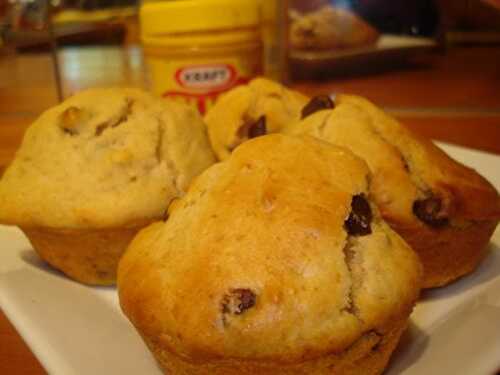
[1,44,500,374]
[293,46,500,109]
[0,310,46,375]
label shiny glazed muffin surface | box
[118,134,422,367]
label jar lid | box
[140,0,260,37]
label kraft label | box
[146,54,261,114]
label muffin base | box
[389,219,498,288]
[142,319,408,375]
[21,226,146,286]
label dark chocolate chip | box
[221,288,256,315]
[301,95,335,119]
[95,123,108,136]
[344,194,372,236]
[413,196,448,228]
[247,116,267,139]
[62,127,78,136]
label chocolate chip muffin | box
[118,134,422,374]
[0,87,216,285]
[204,77,309,160]
[286,94,500,288]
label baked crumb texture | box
[205,78,309,161]
[118,134,422,374]
[0,87,215,284]
[286,94,500,288]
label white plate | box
[1,142,499,375]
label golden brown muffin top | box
[0,87,215,229]
[118,134,422,363]
[204,78,309,160]
[286,94,500,227]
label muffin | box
[290,5,379,50]
[286,94,500,288]
[118,134,422,374]
[204,77,309,160]
[0,87,216,285]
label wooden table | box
[1,45,500,374]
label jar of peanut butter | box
[140,0,262,114]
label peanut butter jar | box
[140,0,263,114]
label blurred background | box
[1,0,500,171]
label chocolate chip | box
[301,95,335,119]
[344,194,372,236]
[221,288,256,315]
[413,196,448,228]
[247,116,267,139]
[62,128,77,136]
[95,123,108,136]
[95,99,133,136]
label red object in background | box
[437,0,500,30]
[482,0,500,9]
[0,0,7,18]
[163,75,249,114]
